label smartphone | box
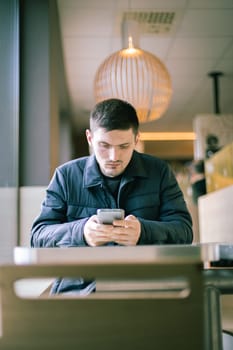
[97,209,125,224]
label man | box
[31,98,193,294]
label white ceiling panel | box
[57,0,233,141]
[224,41,233,58]
[177,10,233,36]
[65,58,100,78]
[215,59,233,73]
[188,0,233,9]
[63,37,112,58]
[58,0,115,8]
[132,0,188,8]
[169,37,232,58]
[167,58,217,77]
[59,8,115,36]
[140,37,173,58]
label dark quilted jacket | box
[31,151,193,294]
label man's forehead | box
[92,128,136,141]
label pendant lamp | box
[94,19,172,123]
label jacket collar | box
[83,151,148,188]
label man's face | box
[86,128,139,177]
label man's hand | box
[83,214,141,247]
[110,215,141,246]
[83,215,114,247]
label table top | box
[218,244,233,260]
[14,243,230,266]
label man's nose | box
[109,147,119,161]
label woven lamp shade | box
[94,45,172,123]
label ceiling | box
[56,0,233,139]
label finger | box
[125,214,136,221]
[94,223,114,232]
[112,219,125,227]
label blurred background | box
[0,0,233,259]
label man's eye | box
[99,143,109,149]
[120,144,129,149]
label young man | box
[31,98,193,294]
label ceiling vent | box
[122,10,181,35]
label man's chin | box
[103,168,123,178]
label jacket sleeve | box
[30,168,88,248]
[138,163,193,245]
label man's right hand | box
[83,215,115,246]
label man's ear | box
[85,129,92,146]
[135,133,145,153]
[135,132,140,145]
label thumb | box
[125,214,136,221]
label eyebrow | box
[99,141,131,147]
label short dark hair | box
[90,98,139,135]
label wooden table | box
[7,244,233,350]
